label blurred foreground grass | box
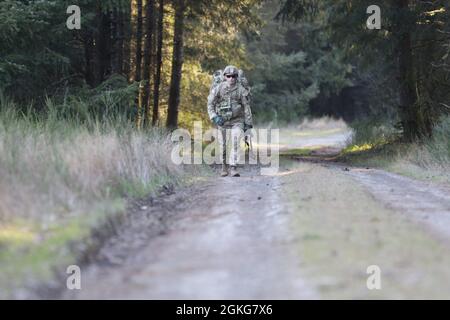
[0,96,205,298]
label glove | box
[212,115,224,126]
[244,124,253,131]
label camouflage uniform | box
[207,66,253,172]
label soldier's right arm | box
[207,86,220,120]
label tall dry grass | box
[0,96,192,226]
[0,95,207,297]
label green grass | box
[0,201,123,296]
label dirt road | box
[64,128,450,299]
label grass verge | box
[338,117,450,185]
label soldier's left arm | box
[241,87,253,126]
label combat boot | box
[221,164,228,177]
[230,166,240,177]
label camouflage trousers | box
[218,123,245,167]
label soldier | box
[207,65,253,177]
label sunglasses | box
[225,75,237,79]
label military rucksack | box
[210,69,224,93]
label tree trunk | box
[111,7,124,75]
[166,0,186,129]
[93,4,111,86]
[122,6,131,78]
[83,32,95,86]
[135,0,144,83]
[395,0,419,141]
[129,0,137,82]
[152,0,164,126]
[142,0,155,128]
[130,0,144,127]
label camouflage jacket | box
[207,82,253,127]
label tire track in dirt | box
[343,167,450,243]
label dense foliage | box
[1,0,449,140]
[278,0,450,140]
